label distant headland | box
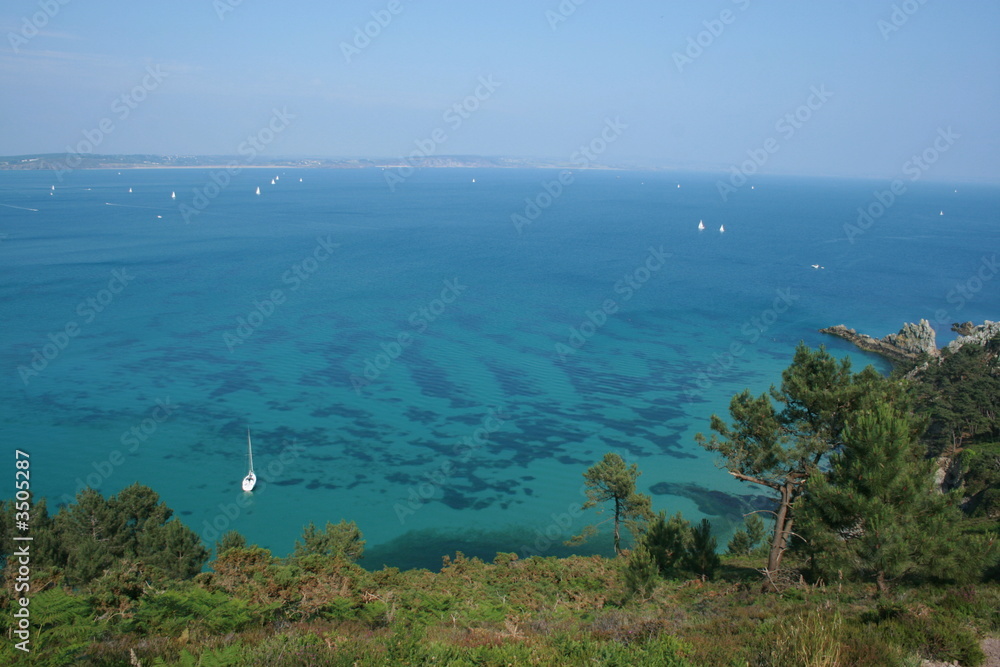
[0,153,627,171]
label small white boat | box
[939,210,944,216]
[275,176,280,181]
[171,191,176,199]
[255,186,261,195]
[270,179,275,185]
[242,428,257,492]
[719,224,725,233]
[698,220,705,231]
[299,178,303,182]
[128,187,132,193]
[472,178,476,183]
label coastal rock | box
[951,321,976,336]
[945,320,1000,355]
[819,319,938,363]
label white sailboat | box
[128,187,132,193]
[242,428,257,492]
[698,220,705,231]
[171,191,176,199]
[719,224,725,233]
[255,186,261,195]
[270,178,275,185]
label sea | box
[1,167,996,570]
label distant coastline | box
[0,153,635,172]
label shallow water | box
[1,167,995,569]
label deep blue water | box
[1,167,997,570]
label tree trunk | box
[876,570,889,595]
[613,497,622,555]
[764,481,795,591]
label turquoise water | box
[1,167,996,570]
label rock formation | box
[944,320,1000,355]
[819,319,938,363]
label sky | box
[1,0,998,182]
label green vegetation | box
[1,337,997,665]
[569,452,654,554]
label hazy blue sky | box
[2,0,998,182]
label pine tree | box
[215,530,248,557]
[727,513,767,556]
[696,343,896,584]
[570,453,654,555]
[640,511,692,577]
[685,518,721,579]
[293,520,365,561]
[796,400,994,592]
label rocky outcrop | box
[951,321,976,336]
[819,319,938,363]
[944,320,1000,355]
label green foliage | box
[574,452,655,554]
[624,545,659,598]
[132,586,254,637]
[214,529,247,556]
[7,588,102,666]
[960,442,1000,519]
[640,511,692,577]
[42,484,208,588]
[860,601,986,666]
[293,519,365,562]
[727,513,768,556]
[797,400,993,590]
[140,518,210,580]
[631,512,719,584]
[696,343,895,574]
[686,518,721,579]
[911,340,1000,453]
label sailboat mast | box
[247,428,254,473]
